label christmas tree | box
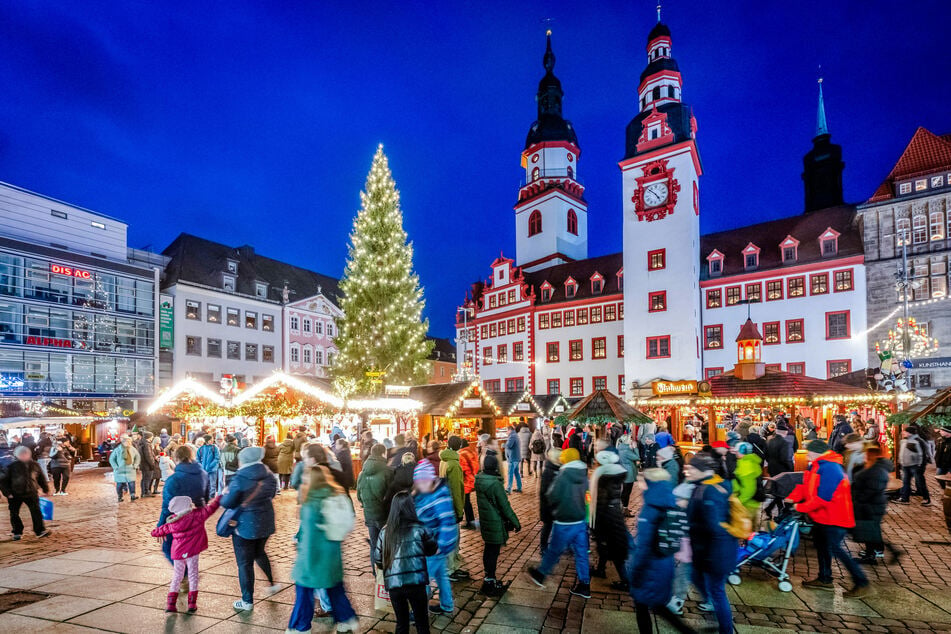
[332,146,433,394]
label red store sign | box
[25,336,74,348]
[50,263,92,279]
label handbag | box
[216,481,264,538]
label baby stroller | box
[728,513,802,592]
[760,472,812,536]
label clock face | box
[643,182,669,208]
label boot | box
[187,591,198,612]
[489,579,509,597]
[479,579,495,595]
[165,592,179,613]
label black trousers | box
[540,520,553,554]
[9,495,45,536]
[389,583,430,634]
[232,535,274,603]
[51,466,70,492]
[141,468,155,495]
[621,481,634,508]
[464,492,475,523]
[635,602,697,634]
[483,542,501,579]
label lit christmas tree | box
[332,146,433,394]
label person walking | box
[897,424,932,507]
[935,423,951,489]
[829,415,854,454]
[656,446,681,484]
[458,438,479,529]
[49,437,74,495]
[151,494,221,612]
[590,450,630,589]
[334,439,356,492]
[504,428,522,493]
[109,436,140,502]
[530,429,546,477]
[617,434,639,517]
[285,459,359,633]
[277,436,295,490]
[220,435,241,488]
[150,436,164,494]
[475,452,521,596]
[439,436,470,582]
[527,448,591,599]
[790,439,870,597]
[357,443,393,571]
[733,442,763,528]
[137,432,158,497]
[842,433,867,481]
[220,446,280,611]
[629,468,695,634]
[412,459,458,615]
[518,424,532,476]
[538,446,561,554]
[388,434,415,468]
[262,436,279,488]
[852,448,902,565]
[196,434,221,497]
[0,446,52,539]
[158,445,209,563]
[765,427,794,477]
[375,492,437,634]
[685,454,736,634]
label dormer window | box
[540,282,552,302]
[591,278,603,294]
[226,259,238,274]
[567,166,574,180]
[780,235,800,263]
[255,282,268,298]
[565,277,578,299]
[707,250,724,277]
[222,274,236,293]
[819,228,840,257]
[742,243,760,270]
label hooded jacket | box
[539,448,561,523]
[829,421,854,454]
[548,460,588,524]
[356,455,393,523]
[629,478,677,607]
[734,453,763,513]
[413,480,458,555]
[851,458,894,521]
[438,448,464,519]
[789,451,855,528]
[589,463,628,554]
[687,474,737,576]
[293,486,345,589]
[158,461,209,526]
[475,470,520,544]
[150,497,221,560]
[196,442,220,473]
[276,438,295,474]
[219,462,277,539]
[899,433,928,467]
[374,522,438,591]
[504,432,521,463]
[458,445,479,494]
[617,442,639,484]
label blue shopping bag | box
[39,497,54,521]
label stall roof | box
[409,382,501,417]
[708,368,874,398]
[569,390,650,423]
[904,386,951,421]
[0,416,95,430]
[533,394,571,417]
[492,391,545,416]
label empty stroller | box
[728,513,802,592]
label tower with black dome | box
[515,31,588,272]
[802,78,845,212]
[621,12,703,388]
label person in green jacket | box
[733,442,763,528]
[475,452,521,596]
[356,443,393,572]
[286,463,358,633]
[439,436,470,582]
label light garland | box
[875,316,939,360]
[444,380,502,417]
[146,377,228,415]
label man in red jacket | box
[458,438,480,529]
[789,439,871,598]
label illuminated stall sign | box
[25,336,73,348]
[652,380,698,396]
[50,264,92,279]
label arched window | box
[528,210,542,237]
[896,217,910,246]
[667,85,676,98]
[567,165,574,179]
[652,86,661,101]
[567,209,578,235]
[531,167,540,182]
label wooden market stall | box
[491,390,546,433]
[533,394,572,419]
[568,389,651,427]
[410,381,502,441]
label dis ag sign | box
[51,264,92,279]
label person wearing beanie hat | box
[412,458,458,614]
[829,415,855,454]
[356,439,393,573]
[439,436,471,582]
[220,439,278,612]
[527,442,592,599]
[617,434,640,517]
[589,450,630,589]
[221,435,241,488]
[640,432,659,469]
[150,493,222,613]
[897,424,932,506]
[766,424,795,478]
[475,450,521,597]
[788,436,869,597]
[684,451,736,633]
[655,445,681,485]
[538,446,563,554]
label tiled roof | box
[522,252,623,306]
[428,337,457,362]
[868,127,951,202]
[736,319,763,342]
[699,205,860,280]
[568,389,650,423]
[708,367,871,398]
[161,233,340,306]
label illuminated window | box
[704,325,723,349]
[706,289,721,308]
[604,304,617,321]
[592,337,607,359]
[564,311,575,326]
[547,379,560,394]
[570,378,584,396]
[810,273,829,295]
[546,342,560,362]
[896,218,910,246]
[726,286,741,305]
[577,308,588,324]
[185,300,201,320]
[786,319,804,343]
[930,211,945,240]
[649,291,667,312]
[834,270,853,291]
[593,376,607,391]
[497,345,507,364]
[483,347,492,365]
[913,215,927,244]
[569,339,583,361]
[648,249,666,270]
[787,277,805,297]
[766,280,783,300]
[590,306,602,322]
[827,360,851,378]
[539,314,549,329]
[617,335,624,357]
[513,342,524,361]
[745,283,761,302]
[763,322,780,345]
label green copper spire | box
[816,76,829,137]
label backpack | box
[713,484,752,539]
[655,507,688,556]
[919,439,933,465]
[223,447,239,472]
[319,494,356,541]
[532,438,545,454]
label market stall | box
[410,381,502,441]
[533,393,572,419]
[491,390,546,433]
[567,389,651,429]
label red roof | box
[736,318,762,342]
[868,127,951,202]
[708,367,871,398]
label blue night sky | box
[2,1,949,338]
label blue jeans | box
[206,469,219,497]
[537,521,590,584]
[812,524,868,586]
[692,567,732,634]
[507,463,522,492]
[232,535,273,603]
[426,554,453,611]
[287,583,355,631]
[900,465,930,502]
[115,481,135,499]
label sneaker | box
[609,580,629,591]
[922,500,932,507]
[428,602,452,615]
[60,491,68,496]
[448,570,470,581]
[265,583,282,594]
[37,530,51,538]
[488,580,509,597]
[336,617,360,632]
[666,597,684,616]
[569,582,591,599]
[698,601,714,612]
[843,584,874,599]
[802,578,834,590]
[233,599,253,611]
[12,534,22,541]
[478,580,496,595]
[526,566,546,588]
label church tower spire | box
[816,77,829,136]
[802,75,844,212]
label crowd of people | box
[2,415,948,634]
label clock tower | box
[621,16,703,389]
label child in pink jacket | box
[151,494,221,612]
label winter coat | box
[0,460,49,498]
[359,438,376,463]
[356,455,392,523]
[591,469,629,556]
[548,461,588,524]
[829,421,854,454]
[424,451,441,475]
[35,437,52,460]
[688,474,737,577]
[220,442,240,474]
[219,462,277,540]
[151,498,221,560]
[899,434,928,467]
[159,432,170,449]
[475,471,520,544]
[388,446,416,469]
[530,431,546,456]
[335,448,355,489]
[196,443,220,474]
[413,480,458,555]
[852,458,892,521]
[765,434,794,476]
[438,448,465,520]
[158,461,209,526]
[629,478,678,607]
[518,428,531,461]
[458,445,479,494]
[539,452,561,523]
[618,444,639,483]
[505,432,521,463]
[137,439,158,471]
[734,453,763,515]
[655,431,674,449]
[746,432,767,461]
[936,435,951,471]
[293,433,307,461]
[49,444,74,470]
[374,522,438,591]
[276,439,295,474]
[293,486,345,589]
[659,458,680,484]
[789,451,855,528]
[386,461,416,506]
[640,442,658,470]
[109,444,140,483]
[262,442,279,473]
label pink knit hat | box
[413,459,436,482]
[168,495,194,517]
